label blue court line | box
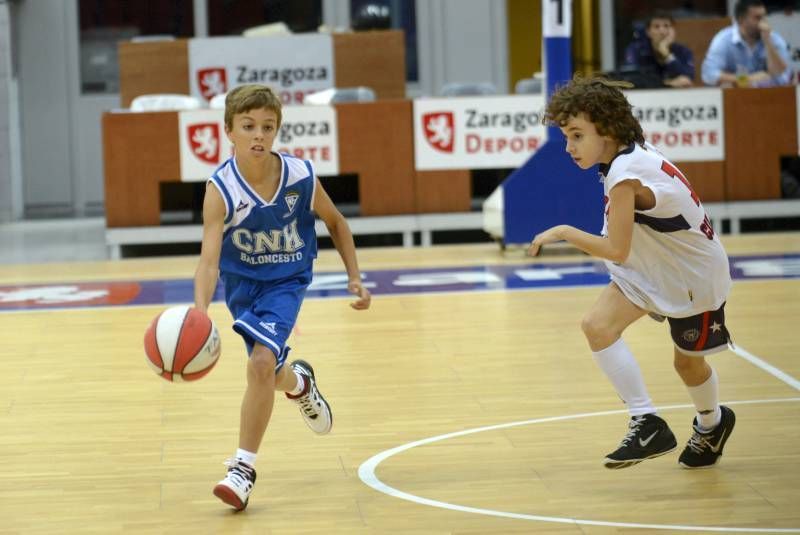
[0,253,798,311]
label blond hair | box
[224,85,283,130]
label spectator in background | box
[781,157,800,199]
[623,11,695,88]
[701,0,791,87]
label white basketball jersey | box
[600,142,731,318]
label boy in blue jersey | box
[193,84,371,511]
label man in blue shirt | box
[624,11,695,88]
[701,0,792,87]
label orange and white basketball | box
[144,305,221,382]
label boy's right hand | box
[348,280,371,310]
[527,225,566,257]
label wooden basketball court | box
[1,234,798,534]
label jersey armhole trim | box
[610,177,659,214]
[209,175,234,225]
[304,160,317,210]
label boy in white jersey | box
[529,76,735,470]
[194,84,371,510]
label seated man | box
[701,0,791,87]
[623,11,694,88]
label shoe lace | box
[223,458,255,488]
[296,389,319,418]
[685,429,711,455]
[619,416,646,447]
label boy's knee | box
[249,346,278,380]
[581,312,609,342]
[673,352,705,375]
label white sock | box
[236,448,257,468]
[685,368,721,431]
[592,338,656,417]
[288,371,305,396]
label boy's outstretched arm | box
[528,180,635,263]
[313,178,371,310]
[194,183,225,313]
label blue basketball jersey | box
[209,153,318,282]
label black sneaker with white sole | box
[603,413,677,469]
[286,359,333,434]
[679,405,735,469]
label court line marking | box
[2,276,797,314]
[1,260,798,313]
[730,344,800,391]
[358,397,800,533]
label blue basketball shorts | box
[222,272,311,370]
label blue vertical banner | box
[500,0,603,245]
[543,0,573,140]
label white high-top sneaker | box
[286,359,333,434]
[213,458,257,511]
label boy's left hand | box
[348,280,372,310]
[527,225,566,257]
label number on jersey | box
[660,160,714,240]
[660,160,699,206]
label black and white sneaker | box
[213,458,257,511]
[679,405,735,469]
[286,359,333,434]
[603,413,677,469]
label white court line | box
[358,398,800,533]
[730,344,800,391]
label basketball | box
[144,305,221,382]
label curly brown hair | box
[544,75,644,146]
[224,84,283,131]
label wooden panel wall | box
[103,101,470,227]
[724,87,797,200]
[333,30,406,99]
[118,31,406,108]
[414,170,471,213]
[119,40,190,108]
[336,101,470,215]
[102,112,180,227]
[102,88,797,227]
[336,101,416,215]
